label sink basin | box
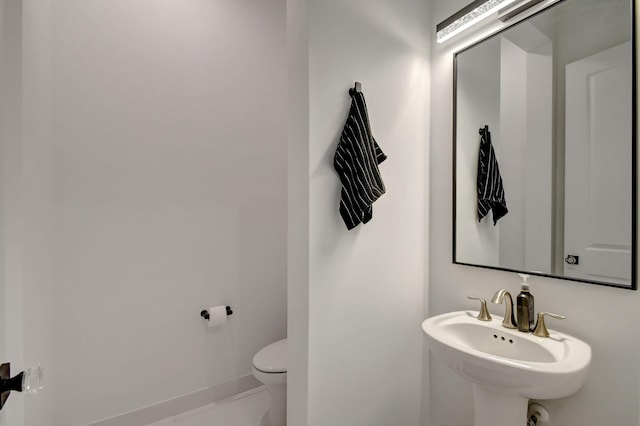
[422,310,591,426]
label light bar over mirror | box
[436,0,551,43]
[437,0,519,43]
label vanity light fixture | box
[436,0,530,43]
[498,0,547,21]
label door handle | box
[0,363,24,411]
[564,255,579,265]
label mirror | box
[453,0,636,289]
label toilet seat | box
[252,338,288,426]
[253,338,287,374]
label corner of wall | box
[287,0,310,425]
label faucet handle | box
[467,296,492,321]
[532,312,565,337]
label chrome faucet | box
[491,289,517,329]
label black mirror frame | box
[451,0,637,290]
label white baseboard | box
[85,375,262,426]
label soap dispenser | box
[516,273,535,332]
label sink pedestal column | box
[472,385,528,426]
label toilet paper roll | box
[206,305,228,327]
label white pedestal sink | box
[422,311,591,426]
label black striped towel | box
[334,90,387,230]
[477,125,508,225]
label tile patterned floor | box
[146,387,270,426]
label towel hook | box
[349,81,362,96]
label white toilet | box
[252,338,287,426]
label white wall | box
[0,1,56,425]
[286,0,310,424]
[498,33,553,273]
[306,1,429,425]
[0,1,23,425]
[498,37,527,270]
[0,0,6,423]
[21,2,55,425]
[0,2,10,426]
[455,27,553,273]
[1,1,287,425]
[288,0,430,424]
[522,40,553,273]
[455,37,501,266]
[428,1,640,425]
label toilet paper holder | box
[200,306,233,321]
